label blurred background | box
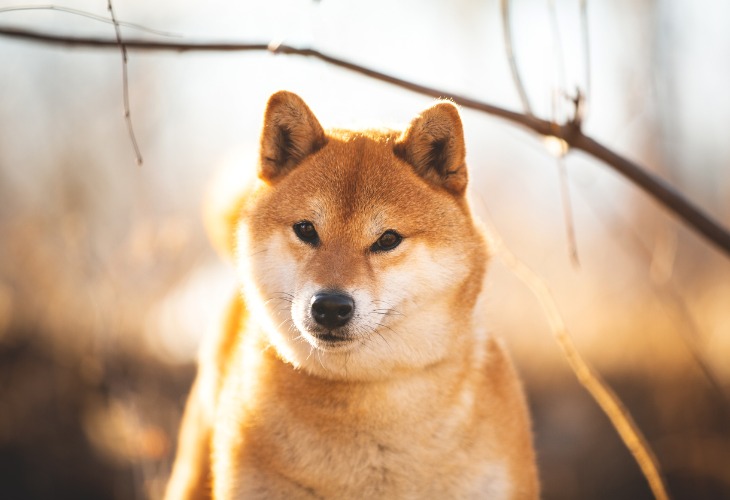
[0,0,728,498]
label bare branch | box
[0,25,729,257]
[548,0,568,111]
[106,1,143,166]
[580,0,592,117]
[568,132,730,257]
[557,156,580,266]
[0,5,182,37]
[500,0,533,115]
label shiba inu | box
[165,91,539,499]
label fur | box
[165,91,539,499]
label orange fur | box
[165,92,539,499]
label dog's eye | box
[293,221,319,246]
[371,230,402,252]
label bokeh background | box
[1,0,729,498]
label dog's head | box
[236,91,488,380]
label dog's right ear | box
[258,91,326,183]
[394,101,468,196]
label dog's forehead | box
[257,131,463,239]
[312,135,424,210]
[312,137,430,230]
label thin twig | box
[481,213,671,500]
[579,0,591,118]
[500,0,533,115]
[557,156,581,266]
[106,1,143,166]
[546,0,582,266]
[0,26,729,258]
[502,0,579,262]
[0,5,182,37]
[548,0,568,123]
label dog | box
[164,91,539,499]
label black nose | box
[310,292,354,329]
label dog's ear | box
[394,101,468,195]
[259,91,326,183]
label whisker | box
[276,318,293,330]
[373,308,404,316]
[376,322,399,336]
[248,248,268,257]
[373,326,394,352]
[316,349,328,372]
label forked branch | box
[0,25,727,257]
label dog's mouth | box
[315,331,349,343]
[303,328,357,352]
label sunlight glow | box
[543,135,569,157]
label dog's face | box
[237,92,488,380]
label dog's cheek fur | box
[237,227,303,361]
[368,243,471,362]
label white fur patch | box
[238,223,474,381]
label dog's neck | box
[239,321,482,419]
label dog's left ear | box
[394,101,467,195]
[259,91,326,183]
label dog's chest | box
[231,382,509,499]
